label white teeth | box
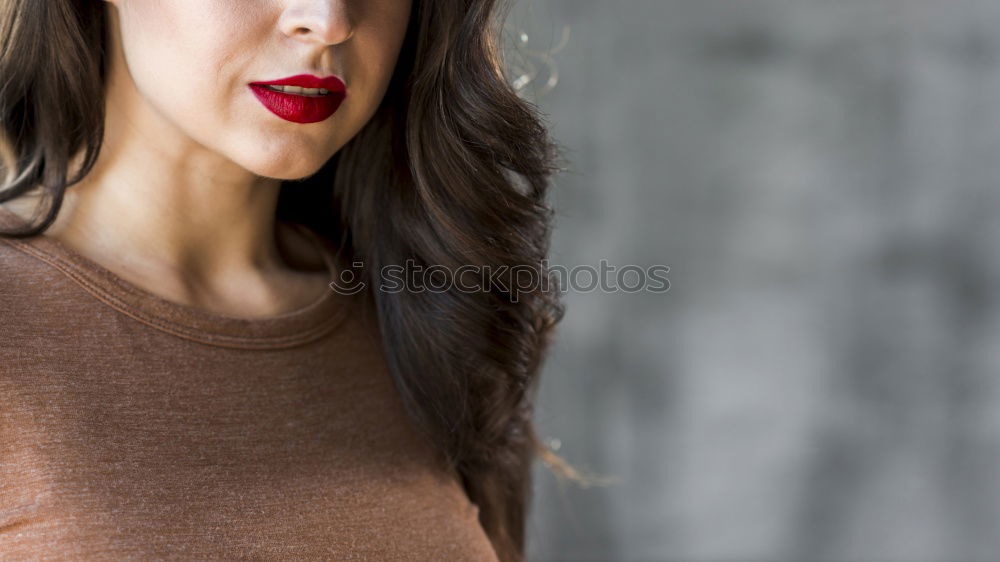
[261,84,330,95]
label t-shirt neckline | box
[0,206,352,350]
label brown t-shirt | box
[0,207,498,561]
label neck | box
[48,54,293,292]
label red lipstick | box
[248,74,347,124]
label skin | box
[35,0,411,317]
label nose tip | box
[278,3,355,46]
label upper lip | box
[250,73,346,92]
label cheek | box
[335,1,413,135]
[117,1,259,130]
[364,1,413,91]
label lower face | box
[107,0,413,180]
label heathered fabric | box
[0,206,498,561]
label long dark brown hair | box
[0,1,589,560]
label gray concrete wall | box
[519,2,1000,560]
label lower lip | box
[248,85,346,124]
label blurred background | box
[510,1,1000,561]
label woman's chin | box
[237,152,331,182]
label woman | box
[0,0,577,560]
